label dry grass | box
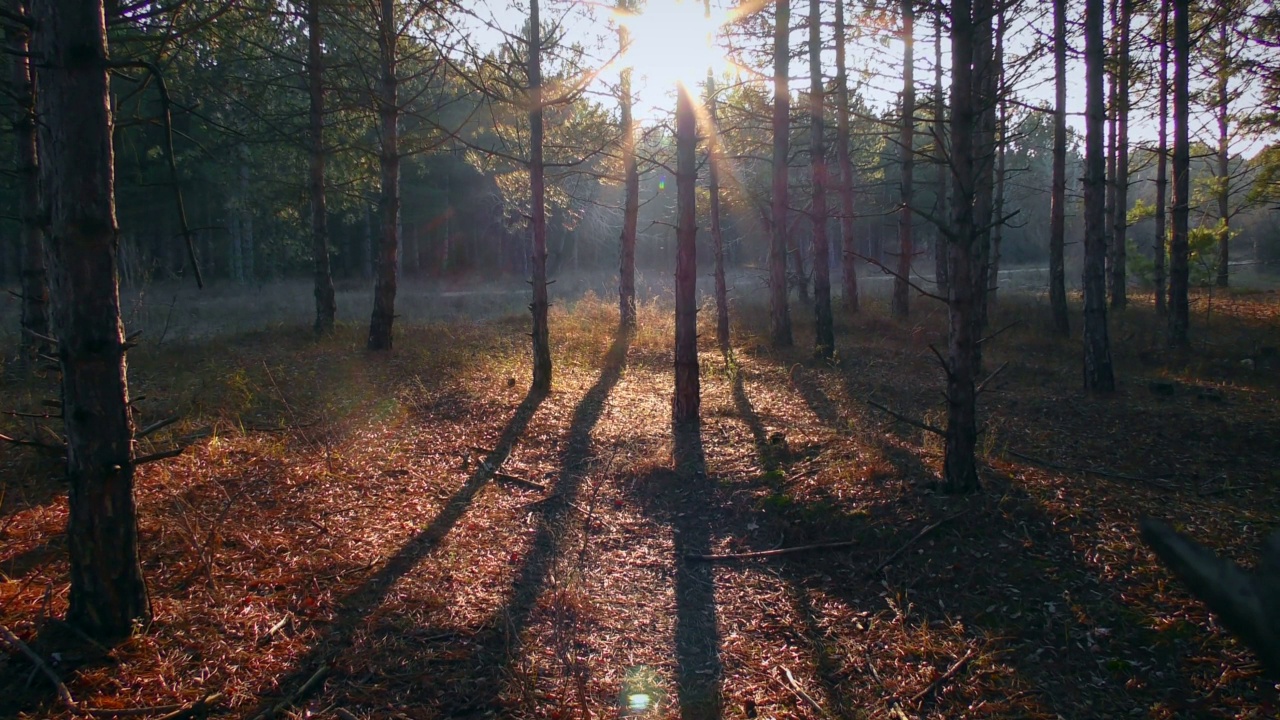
[3,282,1280,719]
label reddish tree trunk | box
[673,83,699,423]
[835,0,859,313]
[11,0,49,363]
[769,0,792,346]
[892,0,914,319]
[1050,0,1070,335]
[618,23,638,329]
[367,0,399,350]
[707,72,729,351]
[308,0,336,334]
[1154,0,1168,314]
[809,0,833,355]
[1168,0,1190,346]
[33,0,150,638]
[529,0,552,391]
[1083,0,1116,391]
[933,11,948,298]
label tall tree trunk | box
[674,79,699,423]
[809,0,834,355]
[1154,0,1168,314]
[970,0,995,374]
[770,0,793,346]
[943,0,979,493]
[933,10,948,298]
[1083,0,1116,392]
[1215,22,1230,288]
[33,0,149,639]
[1104,0,1118,302]
[368,0,399,350]
[707,69,729,350]
[1111,0,1130,307]
[891,0,914,319]
[1168,0,1190,346]
[836,0,859,312]
[990,3,1005,307]
[1050,0,1070,335]
[308,0,336,333]
[618,23,638,329]
[529,0,552,390]
[11,0,49,364]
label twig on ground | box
[492,471,548,491]
[865,400,944,436]
[134,447,187,466]
[685,539,863,562]
[138,416,181,439]
[975,361,1010,394]
[254,664,329,720]
[0,622,76,710]
[780,665,827,717]
[868,511,968,577]
[1005,449,1173,491]
[257,615,291,648]
[154,693,225,720]
[84,693,223,718]
[909,649,975,704]
[0,432,62,451]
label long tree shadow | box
[241,385,547,716]
[439,329,632,714]
[730,363,775,472]
[670,420,723,719]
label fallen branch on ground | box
[867,511,968,577]
[84,693,224,718]
[1005,449,1173,491]
[685,539,864,562]
[492,471,548,491]
[0,622,76,710]
[865,400,944,436]
[909,648,975,704]
[253,664,329,720]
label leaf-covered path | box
[3,294,1280,719]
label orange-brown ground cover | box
[2,288,1279,719]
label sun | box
[615,0,732,117]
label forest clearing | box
[4,282,1280,719]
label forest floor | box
[3,284,1280,719]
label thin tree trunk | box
[529,0,552,391]
[618,23,638,329]
[892,0,914,319]
[933,10,948,298]
[673,80,699,423]
[308,0,336,333]
[770,0,793,346]
[708,69,729,351]
[1050,0,1070,335]
[1154,0,1168,314]
[11,0,49,364]
[1215,22,1230,289]
[1168,0,1190,346]
[971,0,995,374]
[836,0,859,312]
[1083,0,1116,392]
[33,0,150,639]
[368,0,399,350]
[990,4,1006,307]
[809,0,834,355]
[1105,0,1118,302]
[943,0,979,493]
[1111,0,1130,307]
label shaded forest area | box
[3,0,1280,718]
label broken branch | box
[865,400,944,436]
[0,622,76,710]
[868,511,967,577]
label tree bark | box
[529,0,552,391]
[933,10,948,299]
[673,80,699,424]
[770,0,793,346]
[1104,0,1118,302]
[836,0,859,312]
[1110,0,1130,308]
[368,0,399,350]
[809,0,834,355]
[990,4,1005,307]
[1154,0,1168,315]
[1083,0,1116,391]
[970,0,995,374]
[1215,21,1230,289]
[10,0,49,365]
[708,71,729,351]
[943,0,979,493]
[1168,0,1190,347]
[891,0,914,320]
[33,0,150,639]
[308,0,336,333]
[1050,0,1070,335]
[618,22,638,329]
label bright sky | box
[448,0,1276,158]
